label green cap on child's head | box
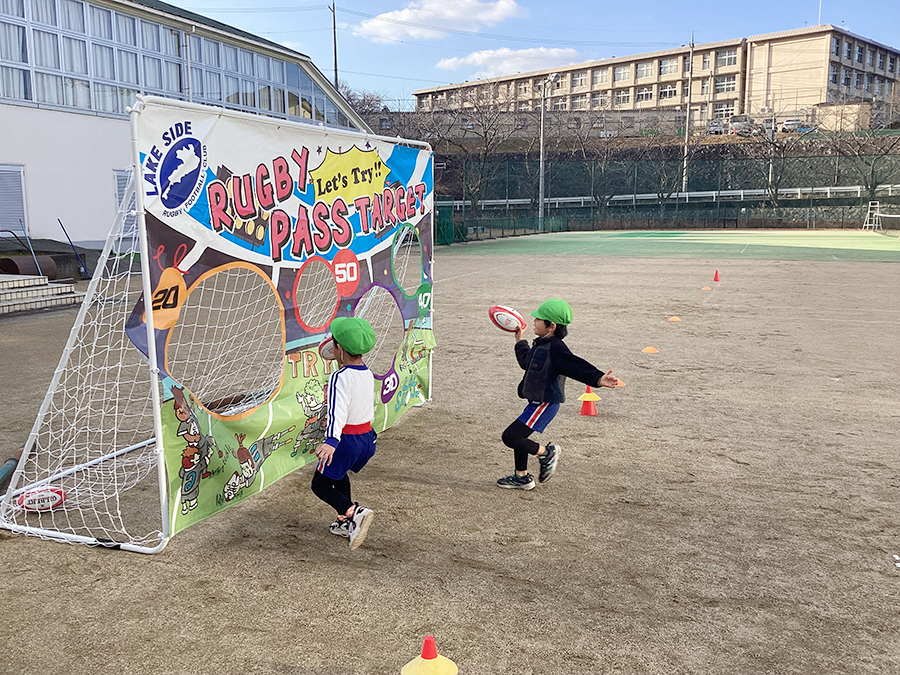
[531,298,573,326]
[330,316,377,355]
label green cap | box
[330,316,377,355]
[531,298,573,326]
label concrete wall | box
[747,33,829,117]
[0,103,131,248]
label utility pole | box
[681,36,695,194]
[331,2,338,90]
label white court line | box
[739,232,758,254]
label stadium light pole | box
[539,72,560,232]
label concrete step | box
[0,275,84,316]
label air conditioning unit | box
[760,106,773,114]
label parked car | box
[707,119,726,135]
[781,119,803,132]
[728,114,755,135]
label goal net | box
[0,97,435,553]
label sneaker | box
[496,473,535,490]
[329,517,350,538]
[347,503,374,550]
[538,443,560,483]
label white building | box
[0,0,368,247]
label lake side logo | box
[143,120,208,216]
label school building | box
[413,25,900,130]
[0,0,367,247]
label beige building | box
[414,25,900,129]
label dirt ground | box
[1,244,899,674]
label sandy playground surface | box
[1,234,899,674]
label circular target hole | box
[293,257,339,332]
[392,226,422,296]
[166,265,284,416]
[354,286,404,376]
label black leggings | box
[502,420,541,472]
[311,471,352,515]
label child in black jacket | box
[498,298,619,490]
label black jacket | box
[515,335,605,404]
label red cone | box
[578,386,600,416]
[713,270,720,282]
[421,636,438,660]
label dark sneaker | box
[329,518,350,538]
[496,473,536,490]
[348,503,374,550]
[538,443,560,483]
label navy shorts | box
[516,402,560,433]
[317,429,377,480]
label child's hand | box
[514,326,525,342]
[314,442,335,465]
[599,370,619,388]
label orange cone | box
[401,636,458,675]
[714,270,720,282]
[578,386,600,416]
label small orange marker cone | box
[401,636,458,675]
[714,270,720,282]
[615,378,626,387]
[668,316,682,322]
[701,286,712,291]
[642,346,659,353]
[578,386,601,416]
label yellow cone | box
[401,636,458,675]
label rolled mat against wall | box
[0,256,58,280]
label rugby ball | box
[17,486,67,511]
[318,336,336,360]
[488,305,527,332]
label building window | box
[701,78,709,95]
[592,68,608,86]
[878,52,885,70]
[551,96,567,110]
[683,55,691,72]
[702,53,710,70]
[553,74,566,90]
[856,45,864,63]
[712,101,734,118]
[716,48,737,68]
[614,89,630,105]
[682,80,690,97]
[876,79,883,96]
[890,56,896,73]
[659,82,678,99]
[714,75,736,93]
[867,49,874,67]
[830,65,839,84]
[844,41,852,60]
[613,65,630,82]
[855,72,863,88]
[517,80,530,96]
[591,91,607,108]
[843,69,851,86]
[831,36,840,56]
[572,93,588,110]
[0,165,26,233]
[635,86,652,102]
[518,100,532,111]
[571,71,586,88]
[865,74,873,93]
[636,61,653,79]
[660,57,678,75]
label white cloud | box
[436,47,581,79]
[353,0,526,42]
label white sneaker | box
[347,504,374,550]
[329,518,350,538]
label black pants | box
[502,420,541,472]
[311,471,352,515]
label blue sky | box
[173,0,900,109]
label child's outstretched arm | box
[598,369,618,388]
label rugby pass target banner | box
[127,98,434,534]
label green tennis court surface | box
[438,229,900,262]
